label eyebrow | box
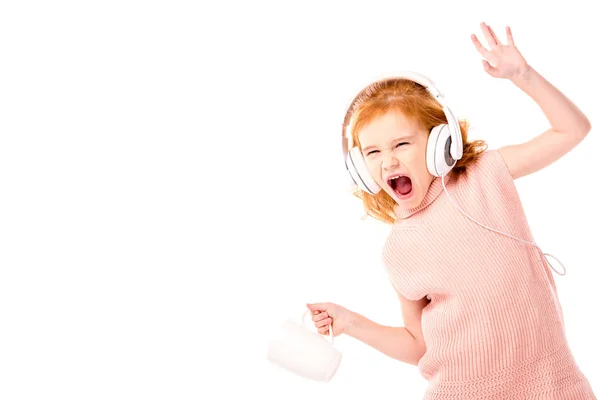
[361,135,415,153]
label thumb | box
[482,60,499,77]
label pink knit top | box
[382,149,596,399]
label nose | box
[381,150,399,171]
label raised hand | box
[471,22,530,81]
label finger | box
[487,24,501,45]
[311,311,328,322]
[471,34,491,58]
[506,26,514,45]
[318,326,329,335]
[482,60,500,77]
[480,22,497,47]
[306,302,328,312]
[316,317,333,328]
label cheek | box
[414,166,434,191]
[365,159,382,181]
[407,147,428,171]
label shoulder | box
[462,148,514,183]
[453,148,518,200]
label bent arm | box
[346,291,429,366]
[499,66,592,180]
[345,313,426,365]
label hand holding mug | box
[306,302,355,337]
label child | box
[307,23,596,399]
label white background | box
[1,1,598,399]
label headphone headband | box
[341,71,463,168]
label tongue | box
[396,176,412,195]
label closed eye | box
[366,142,408,156]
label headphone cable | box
[439,171,567,276]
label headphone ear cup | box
[426,124,456,177]
[347,146,381,195]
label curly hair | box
[342,77,488,224]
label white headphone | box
[341,71,463,195]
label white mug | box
[267,310,342,382]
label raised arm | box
[471,22,591,180]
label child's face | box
[358,110,434,209]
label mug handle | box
[303,309,334,345]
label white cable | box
[440,172,567,276]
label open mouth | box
[387,175,413,198]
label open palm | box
[471,22,530,80]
